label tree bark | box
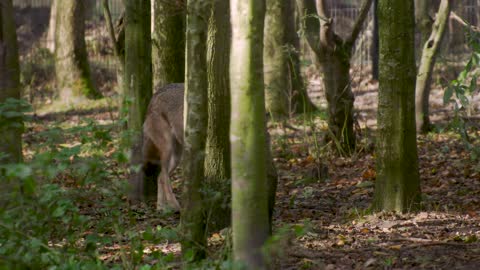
[54,0,101,103]
[264,0,289,119]
[152,0,185,89]
[297,0,373,154]
[124,0,152,132]
[373,0,421,212]
[230,0,270,268]
[180,0,209,262]
[446,1,464,52]
[204,0,232,233]
[371,0,379,80]
[101,0,125,96]
[415,0,433,48]
[46,0,57,53]
[285,0,317,114]
[319,50,355,153]
[124,0,153,201]
[415,0,451,133]
[0,0,22,164]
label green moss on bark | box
[373,0,421,212]
[0,0,22,163]
[230,0,270,268]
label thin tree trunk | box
[101,0,125,95]
[373,0,421,212]
[0,0,22,164]
[47,0,57,53]
[55,0,101,103]
[286,0,317,114]
[230,0,270,268]
[180,0,209,262]
[125,0,153,202]
[204,0,232,233]
[415,0,450,133]
[320,52,355,154]
[152,0,185,89]
[371,0,379,80]
[446,1,464,52]
[264,0,289,119]
[415,0,433,48]
[297,0,373,154]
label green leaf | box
[2,111,24,118]
[458,69,468,82]
[459,94,469,108]
[182,249,196,263]
[23,177,36,195]
[52,206,66,217]
[5,164,32,179]
[444,86,454,104]
[143,229,154,241]
[468,75,477,96]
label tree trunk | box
[0,0,22,164]
[47,0,57,53]
[55,0,101,103]
[415,0,450,133]
[285,0,317,114]
[180,0,209,262]
[373,0,421,212]
[230,0,270,268]
[152,0,185,89]
[297,0,373,154]
[371,0,379,80]
[446,1,464,52]
[264,0,289,119]
[101,0,125,95]
[319,51,355,153]
[415,0,433,48]
[204,0,232,233]
[125,0,153,201]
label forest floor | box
[22,77,480,269]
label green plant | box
[0,98,32,129]
[443,29,480,161]
[0,112,185,268]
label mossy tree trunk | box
[152,0,185,89]
[285,0,317,114]
[373,0,421,212]
[230,0,270,268]
[0,0,22,164]
[124,0,152,201]
[415,0,451,133]
[55,0,101,103]
[204,0,232,233]
[124,0,152,131]
[264,0,289,119]
[297,0,373,154]
[180,0,209,262]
